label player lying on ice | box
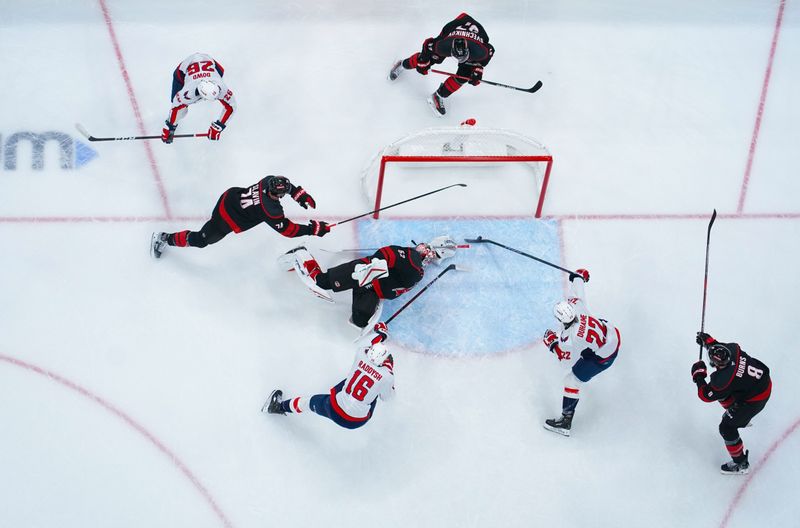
[284,236,457,329]
[263,322,394,430]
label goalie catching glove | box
[352,258,389,287]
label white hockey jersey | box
[556,278,621,363]
[333,348,395,420]
[168,53,237,126]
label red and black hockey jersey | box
[217,176,313,238]
[364,246,425,300]
[424,13,494,67]
[695,344,772,408]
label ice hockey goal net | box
[361,120,553,218]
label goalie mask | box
[416,235,457,266]
[197,80,220,100]
[267,176,291,197]
[451,38,470,63]
[708,343,732,369]
[553,301,577,325]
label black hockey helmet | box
[451,38,469,63]
[267,175,291,197]
[708,343,732,369]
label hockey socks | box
[167,230,190,247]
[562,396,579,417]
[281,397,309,414]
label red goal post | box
[361,121,553,218]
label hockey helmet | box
[708,343,732,369]
[267,176,291,197]
[197,80,220,100]
[452,38,470,63]
[366,342,390,365]
[553,301,577,325]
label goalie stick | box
[75,123,208,142]
[465,236,578,275]
[429,69,543,94]
[698,209,717,360]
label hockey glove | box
[372,322,389,344]
[291,186,316,209]
[469,66,484,86]
[161,120,177,144]
[543,329,559,352]
[308,220,330,237]
[570,268,590,283]
[691,360,708,383]
[208,120,225,140]
[696,332,715,347]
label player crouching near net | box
[542,269,621,437]
[284,236,457,329]
[692,332,772,475]
[264,322,394,429]
[150,175,329,258]
[388,13,494,116]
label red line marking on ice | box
[737,0,786,214]
[718,416,800,528]
[2,212,800,225]
[0,353,235,528]
[97,0,173,219]
[0,216,205,224]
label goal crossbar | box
[374,155,554,219]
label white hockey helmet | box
[366,342,390,365]
[197,80,220,100]
[553,301,577,325]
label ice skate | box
[262,389,286,415]
[543,414,572,437]
[427,91,446,117]
[720,451,749,475]
[388,59,403,81]
[150,232,168,259]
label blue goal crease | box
[357,218,563,357]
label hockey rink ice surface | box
[1,1,799,527]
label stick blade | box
[526,81,544,93]
[463,236,487,243]
[74,123,93,140]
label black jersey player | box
[150,175,329,258]
[388,13,494,116]
[288,236,456,328]
[692,332,772,475]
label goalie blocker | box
[281,236,457,328]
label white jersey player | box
[161,53,237,143]
[263,322,395,429]
[541,268,621,436]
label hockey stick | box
[429,69,543,94]
[75,123,208,142]
[323,244,471,254]
[465,236,577,275]
[698,209,718,360]
[385,264,457,324]
[329,184,467,227]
